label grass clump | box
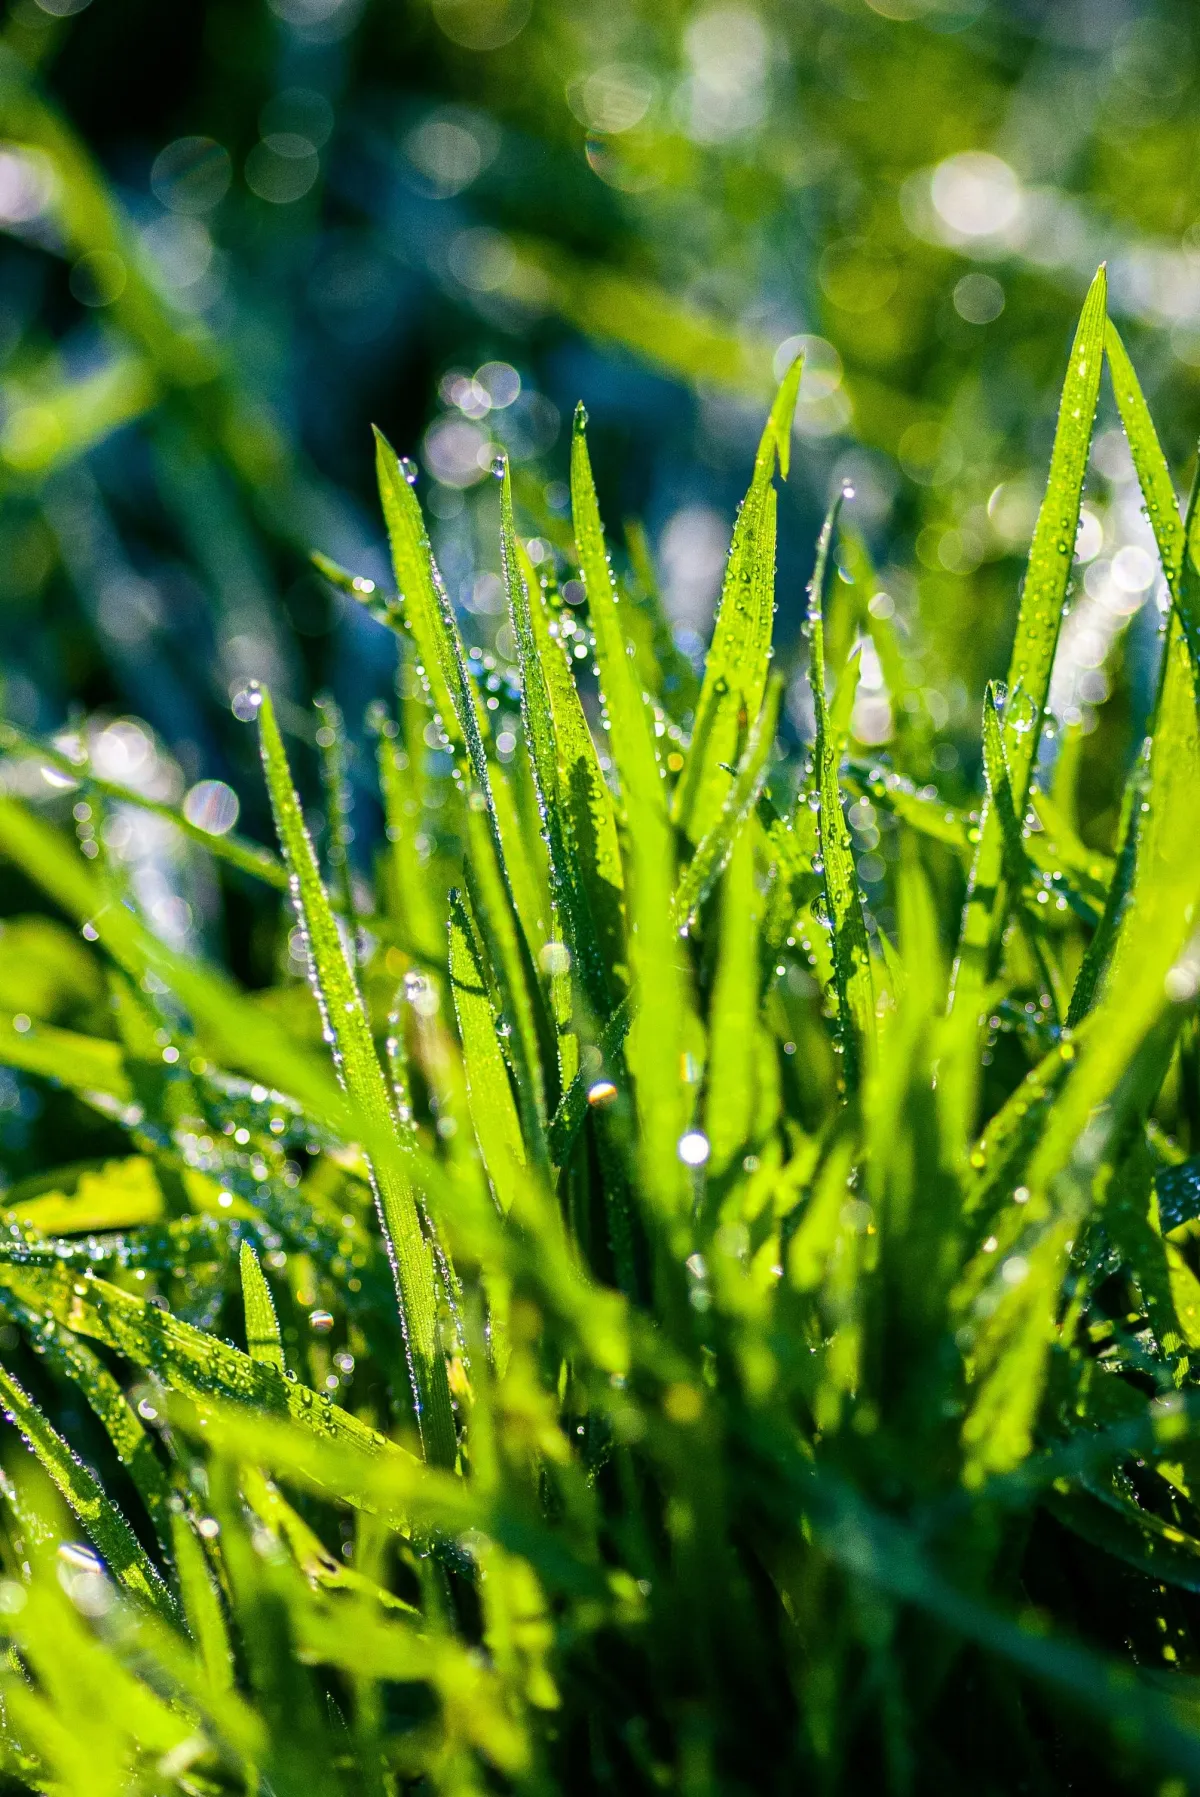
[0,264,1199,1795]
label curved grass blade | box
[0,1359,174,1618]
[257,687,456,1469]
[0,1283,174,1549]
[673,355,802,843]
[950,265,1107,1021]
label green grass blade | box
[0,1359,175,1618]
[449,888,526,1213]
[257,687,456,1468]
[1065,737,1148,1028]
[517,526,626,991]
[951,265,1107,1020]
[809,496,875,1092]
[672,356,802,843]
[571,412,687,1221]
[240,1240,286,1373]
[1,1283,174,1548]
[373,428,552,1133]
[169,1507,234,1692]
[1105,320,1185,590]
[673,675,781,931]
[704,828,761,1180]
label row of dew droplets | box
[250,680,458,1468]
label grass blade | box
[257,687,456,1468]
[809,495,874,1093]
[672,356,803,843]
[951,265,1107,1020]
[240,1240,286,1373]
[0,1359,175,1618]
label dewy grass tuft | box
[3,273,1200,1793]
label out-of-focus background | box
[0,0,1195,932]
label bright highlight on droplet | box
[309,1309,335,1333]
[586,1080,617,1108]
[677,1131,711,1167]
[538,940,572,976]
[183,779,240,836]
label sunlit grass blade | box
[571,410,687,1221]
[449,887,526,1212]
[951,265,1107,1021]
[257,686,456,1467]
[1,1282,174,1548]
[499,459,605,1063]
[673,675,781,931]
[980,685,1061,1014]
[704,828,761,1180]
[516,525,625,991]
[240,1240,286,1373]
[809,496,874,1093]
[0,1359,175,1618]
[1066,737,1148,1028]
[1105,320,1185,590]
[672,355,802,843]
[373,429,552,1133]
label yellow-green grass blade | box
[169,1507,235,1693]
[257,687,456,1468]
[0,1282,174,1550]
[809,496,874,1093]
[961,604,1200,1480]
[0,1358,174,1618]
[1105,321,1185,591]
[240,1240,286,1373]
[499,460,599,1068]
[370,705,444,962]
[704,828,761,1181]
[951,266,1107,1022]
[673,675,781,932]
[0,1259,421,1486]
[571,412,687,1221]
[373,431,551,1131]
[517,528,625,990]
[1066,737,1147,1028]
[980,684,1059,1012]
[449,887,526,1215]
[673,355,802,843]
